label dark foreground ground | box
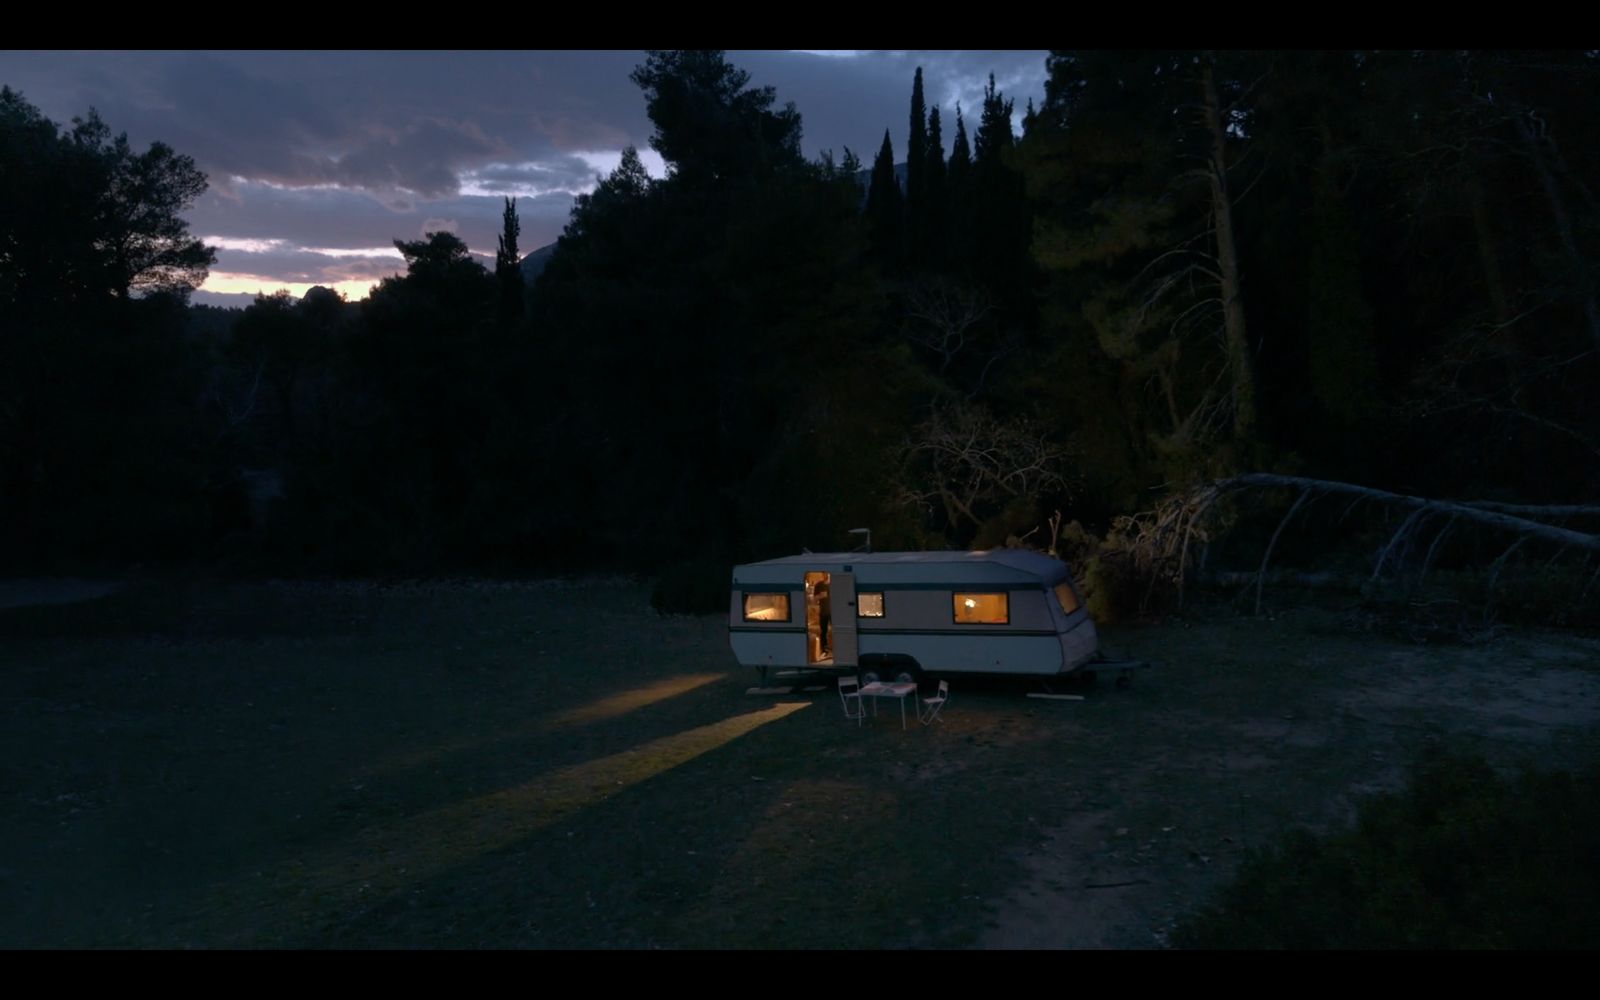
[2,578,1597,948]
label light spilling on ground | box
[549,672,728,728]
[215,701,810,938]
[473,701,810,835]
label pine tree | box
[495,195,524,326]
[629,50,803,187]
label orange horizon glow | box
[200,271,389,302]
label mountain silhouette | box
[519,241,558,284]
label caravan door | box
[831,572,858,666]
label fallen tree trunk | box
[1214,473,1600,555]
[1116,473,1600,616]
[1197,569,1367,591]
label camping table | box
[858,681,918,730]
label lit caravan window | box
[1054,582,1080,615]
[953,592,1008,624]
[858,592,885,618]
[742,593,790,622]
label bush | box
[1054,519,1173,624]
[1173,752,1600,949]
[650,555,731,615]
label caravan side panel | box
[728,585,807,671]
[858,631,1066,675]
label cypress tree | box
[495,195,524,326]
[974,74,1015,166]
[925,104,947,272]
[906,68,928,267]
[948,104,972,189]
[971,75,1028,297]
[865,129,904,272]
[947,104,973,261]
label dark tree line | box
[1,87,216,569]
[1021,50,1600,523]
[3,52,1598,587]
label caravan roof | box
[733,549,1070,587]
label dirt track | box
[977,613,1600,948]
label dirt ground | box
[975,612,1600,948]
[3,578,1597,948]
[0,579,123,610]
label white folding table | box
[857,681,917,730]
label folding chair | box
[918,680,949,725]
[838,675,867,726]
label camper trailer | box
[728,550,1099,684]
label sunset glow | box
[200,271,387,302]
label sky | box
[1,50,1048,307]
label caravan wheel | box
[859,654,920,686]
[879,655,922,687]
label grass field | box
[3,577,1598,948]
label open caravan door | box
[831,572,857,667]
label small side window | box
[742,592,790,622]
[953,592,1008,624]
[858,592,885,618]
[1053,581,1080,615]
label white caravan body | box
[728,550,1098,681]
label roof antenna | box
[848,528,871,553]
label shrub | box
[1173,752,1600,949]
[1054,518,1174,624]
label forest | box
[3,51,1598,620]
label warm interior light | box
[953,592,1009,624]
[743,592,790,622]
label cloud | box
[459,156,606,200]
[206,245,407,283]
[187,182,574,266]
[333,117,509,198]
